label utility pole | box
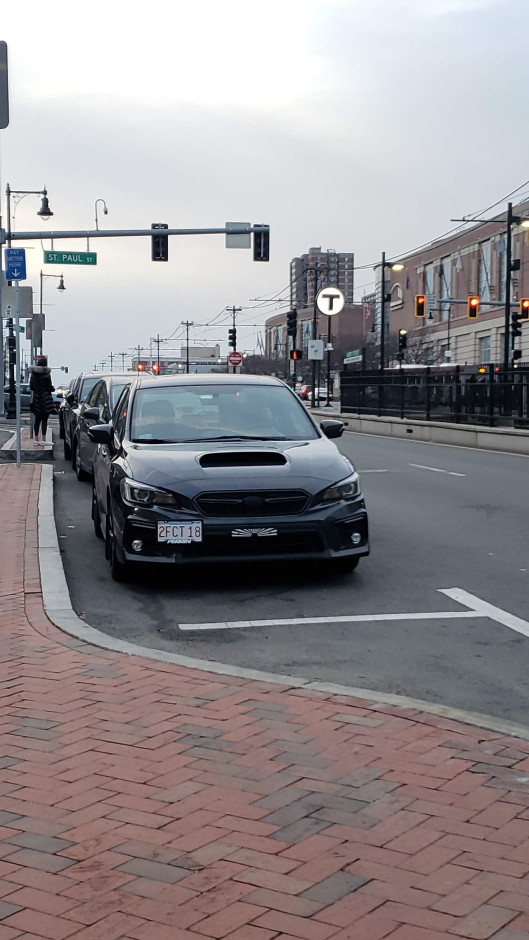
[136,345,142,372]
[117,351,127,370]
[227,306,241,373]
[181,321,194,374]
[504,202,513,371]
[108,352,114,371]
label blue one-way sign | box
[4,248,27,281]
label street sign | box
[0,41,8,129]
[316,286,345,316]
[43,250,97,265]
[228,351,243,367]
[308,340,324,361]
[4,248,26,281]
[225,223,251,249]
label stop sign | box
[228,351,243,366]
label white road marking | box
[440,588,529,640]
[1,432,16,451]
[358,469,389,473]
[178,597,487,631]
[410,463,466,477]
[179,587,529,633]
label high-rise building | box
[290,248,354,308]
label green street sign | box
[43,250,97,265]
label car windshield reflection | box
[130,384,319,444]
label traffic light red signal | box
[520,298,529,321]
[137,361,147,372]
[467,296,479,318]
[414,295,426,318]
[152,363,160,374]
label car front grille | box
[195,490,310,517]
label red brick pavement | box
[2,464,529,939]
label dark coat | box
[29,365,55,417]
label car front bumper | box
[116,498,369,566]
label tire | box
[63,436,71,460]
[106,508,129,582]
[332,556,360,574]
[74,440,90,482]
[91,486,103,540]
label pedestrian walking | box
[29,355,55,445]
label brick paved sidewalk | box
[2,465,529,939]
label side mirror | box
[83,407,100,421]
[320,419,344,439]
[66,393,76,405]
[87,423,113,446]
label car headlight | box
[319,472,360,503]
[120,477,178,507]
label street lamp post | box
[378,253,404,371]
[39,271,65,358]
[94,199,108,231]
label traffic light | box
[228,328,237,348]
[286,309,297,338]
[520,298,529,321]
[290,349,303,360]
[511,310,523,338]
[414,295,426,318]
[513,349,522,361]
[151,223,168,262]
[137,361,147,372]
[398,329,407,353]
[253,225,270,262]
[467,295,479,319]
[152,363,160,374]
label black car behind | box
[89,374,369,581]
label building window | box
[390,283,403,308]
[478,241,492,303]
[439,258,451,322]
[478,335,491,363]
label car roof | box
[132,373,285,390]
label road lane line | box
[358,469,389,473]
[410,463,466,477]
[178,610,486,632]
[439,588,529,639]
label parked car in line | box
[61,372,103,461]
[3,383,32,411]
[88,373,369,581]
[71,372,133,481]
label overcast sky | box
[1,0,528,377]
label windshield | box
[130,384,319,443]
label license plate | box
[157,522,203,543]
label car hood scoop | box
[199,450,287,468]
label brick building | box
[383,199,529,366]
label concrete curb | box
[39,464,529,741]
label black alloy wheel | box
[105,504,129,582]
[91,486,103,539]
[73,439,90,482]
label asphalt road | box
[53,430,529,722]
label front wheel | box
[106,509,129,582]
[74,441,90,482]
[91,486,103,540]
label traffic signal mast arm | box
[3,224,271,241]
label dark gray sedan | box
[89,374,369,581]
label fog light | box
[132,540,143,552]
[350,532,361,545]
